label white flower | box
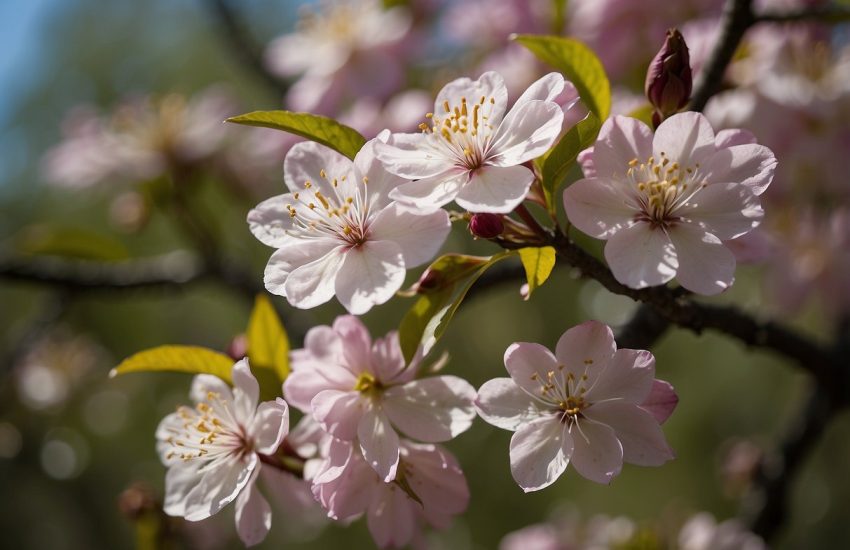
[375,71,567,213]
[247,133,451,314]
[155,360,289,546]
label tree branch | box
[755,5,850,24]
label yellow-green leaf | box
[514,35,611,120]
[541,113,601,212]
[246,294,290,382]
[227,110,366,160]
[518,246,557,300]
[110,346,234,381]
[627,103,654,126]
[399,287,454,364]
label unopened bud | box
[645,29,692,127]
[227,333,248,360]
[118,482,158,521]
[469,213,504,239]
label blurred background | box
[1,0,849,548]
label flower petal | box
[189,374,233,405]
[640,379,679,424]
[475,377,541,431]
[509,415,572,492]
[234,469,271,547]
[375,133,452,179]
[513,72,566,106]
[353,132,406,208]
[162,460,202,516]
[283,365,356,412]
[488,100,564,166]
[370,331,409,384]
[554,320,617,380]
[382,375,477,442]
[358,407,400,482]
[231,359,259,423]
[311,389,365,440]
[714,128,757,148]
[335,240,406,315]
[604,222,678,289]
[563,177,636,239]
[568,420,623,484]
[281,246,346,309]
[182,454,257,521]
[503,341,560,397]
[435,71,508,125]
[667,224,735,295]
[455,165,534,214]
[584,349,655,404]
[247,194,297,248]
[402,442,469,515]
[251,398,289,455]
[591,116,653,178]
[679,182,763,240]
[264,239,342,298]
[583,401,674,467]
[367,481,418,548]
[369,203,451,267]
[700,144,776,196]
[388,169,467,211]
[284,141,354,196]
[653,111,716,166]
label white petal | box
[234,469,271,547]
[335,240,406,315]
[263,239,341,297]
[667,224,736,295]
[488,100,564,166]
[369,203,451,267]
[475,378,541,431]
[358,407,400,482]
[554,320,617,378]
[455,165,534,213]
[247,194,297,248]
[514,72,566,105]
[584,349,655,404]
[183,454,257,521]
[284,141,354,196]
[353,133,406,207]
[311,389,366,440]
[509,416,572,492]
[604,222,678,289]
[435,71,508,125]
[700,143,776,196]
[653,111,716,166]
[281,246,345,309]
[250,398,289,454]
[375,133,452,179]
[388,169,467,211]
[503,342,560,397]
[189,374,232,405]
[231,359,259,423]
[382,375,477,442]
[591,116,654,178]
[563,177,637,239]
[569,420,623,484]
[162,461,202,516]
[679,182,763,240]
[583,401,674,466]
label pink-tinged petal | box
[435,71,508,125]
[554,320,617,379]
[513,72,566,106]
[369,203,451,267]
[259,467,326,532]
[189,374,232,405]
[715,128,757,148]
[183,454,257,520]
[247,194,297,248]
[283,366,356,412]
[301,325,342,364]
[332,315,373,374]
[234,470,271,547]
[371,332,409,384]
[667,224,735,295]
[475,378,541,431]
[403,443,469,516]
[358,407,400,482]
[503,342,560,397]
[284,141,354,196]
[367,482,418,548]
[563,177,637,238]
[699,144,776,196]
[311,390,366,440]
[311,437,354,485]
[455,165,534,214]
[680,182,763,240]
[251,398,290,454]
[640,380,679,424]
[604,222,678,289]
[653,111,716,166]
[335,240,406,315]
[585,349,655,404]
[568,420,623,484]
[264,239,342,297]
[583,401,674,467]
[313,444,376,521]
[375,133,451,179]
[388,169,467,211]
[162,460,202,516]
[231,359,259,422]
[382,375,476,442]
[578,146,596,178]
[509,415,572,492]
[488,100,564,166]
[281,246,346,309]
[591,116,653,178]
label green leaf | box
[16,225,129,261]
[399,287,454,364]
[514,35,611,120]
[227,110,366,160]
[111,346,234,381]
[518,246,557,300]
[627,103,654,126]
[399,253,491,296]
[540,113,601,211]
[246,294,290,382]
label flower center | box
[529,366,591,422]
[162,391,250,462]
[626,153,706,229]
[419,95,498,171]
[284,170,371,247]
[354,372,383,395]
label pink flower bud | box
[469,213,504,239]
[645,29,692,126]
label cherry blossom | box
[376,71,567,213]
[155,360,289,546]
[475,321,677,492]
[563,112,776,295]
[284,315,476,482]
[247,133,451,314]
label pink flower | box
[247,134,451,314]
[284,315,476,482]
[155,360,289,546]
[311,438,469,548]
[475,321,677,492]
[678,512,766,550]
[563,112,776,295]
[376,71,567,213]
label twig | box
[755,5,850,24]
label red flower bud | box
[645,29,693,126]
[468,213,504,239]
